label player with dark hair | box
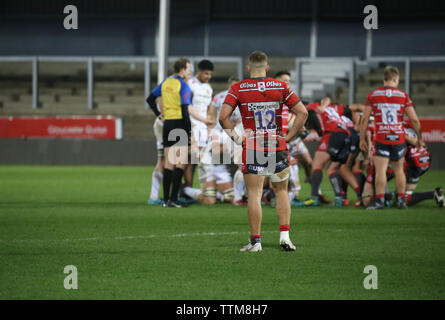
[184,59,216,191]
[219,51,308,252]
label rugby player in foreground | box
[219,51,308,252]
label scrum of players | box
[147,60,444,210]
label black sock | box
[341,178,348,199]
[170,167,185,202]
[408,192,434,205]
[163,168,173,202]
[311,170,323,198]
[329,173,342,197]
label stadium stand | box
[0,57,297,139]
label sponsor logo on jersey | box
[240,82,257,89]
[385,134,400,141]
[247,165,266,173]
[266,81,282,87]
[247,101,279,111]
[378,124,403,131]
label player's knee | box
[223,188,235,201]
[203,187,217,199]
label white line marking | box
[0,230,279,243]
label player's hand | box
[234,134,245,145]
[205,118,216,126]
[360,139,368,153]
[416,139,425,149]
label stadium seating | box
[1,60,444,140]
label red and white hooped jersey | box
[365,86,413,145]
[405,146,431,169]
[281,105,289,135]
[307,103,349,135]
[223,77,300,151]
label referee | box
[146,58,194,208]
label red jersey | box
[310,103,349,135]
[365,86,413,145]
[223,77,300,151]
[282,105,289,135]
[406,146,431,169]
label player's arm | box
[286,101,308,143]
[188,105,215,126]
[366,130,372,155]
[207,104,218,129]
[348,103,365,113]
[348,103,365,127]
[146,82,163,118]
[405,134,418,146]
[220,104,243,144]
[146,94,162,118]
[360,106,372,153]
[405,106,424,148]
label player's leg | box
[214,165,235,204]
[288,163,301,203]
[353,153,366,194]
[390,144,407,209]
[149,154,164,205]
[149,120,165,205]
[306,151,330,206]
[295,140,312,182]
[233,166,247,205]
[338,161,362,204]
[326,162,345,207]
[168,145,188,207]
[241,173,265,252]
[271,168,296,251]
[368,155,389,209]
[162,146,174,206]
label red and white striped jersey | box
[365,86,413,145]
[223,77,300,151]
[306,103,349,135]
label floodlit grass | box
[0,165,444,299]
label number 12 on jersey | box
[254,109,277,130]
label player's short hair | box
[173,58,190,73]
[248,50,268,68]
[274,71,291,78]
[228,75,239,83]
[384,65,400,81]
[197,59,214,71]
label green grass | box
[0,165,444,300]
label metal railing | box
[294,56,445,104]
[0,56,244,110]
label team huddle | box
[146,51,444,252]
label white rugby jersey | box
[188,76,213,126]
[212,90,242,130]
